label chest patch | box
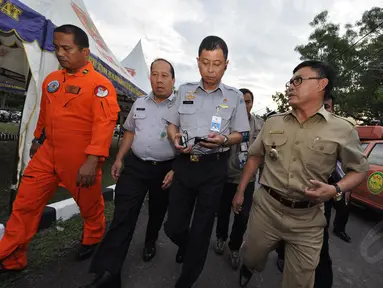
[95,86,108,97]
[47,80,60,93]
[65,85,81,94]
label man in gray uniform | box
[163,36,250,288]
[83,59,176,288]
[214,88,264,270]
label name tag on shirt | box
[65,85,81,94]
[183,101,194,104]
[136,107,145,111]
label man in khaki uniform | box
[233,60,369,288]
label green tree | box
[272,91,290,113]
[294,8,383,123]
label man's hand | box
[77,155,99,188]
[30,142,41,158]
[199,132,225,149]
[304,180,337,202]
[173,133,192,153]
[162,170,174,190]
[111,159,123,181]
[232,191,244,214]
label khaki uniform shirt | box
[163,80,250,155]
[227,114,264,184]
[248,106,369,201]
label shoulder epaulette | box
[332,114,356,126]
[222,83,241,94]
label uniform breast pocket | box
[306,137,337,172]
[219,107,234,130]
[133,111,147,131]
[264,134,288,162]
[178,105,197,128]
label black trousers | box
[276,200,333,288]
[216,181,255,251]
[164,152,228,288]
[89,152,172,275]
[327,193,351,233]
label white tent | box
[121,40,151,94]
[0,0,146,184]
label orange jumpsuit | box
[0,61,120,270]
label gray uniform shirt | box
[227,114,264,184]
[163,80,250,155]
[123,92,176,161]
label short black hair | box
[293,60,335,100]
[198,36,228,60]
[150,58,175,79]
[54,24,89,49]
[239,88,254,102]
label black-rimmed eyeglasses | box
[285,76,324,89]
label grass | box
[0,141,18,223]
[0,201,116,288]
[0,122,19,134]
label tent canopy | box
[0,0,147,182]
[121,40,151,94]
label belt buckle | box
[291,200,296,209]
[190,155,200,162]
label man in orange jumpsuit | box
[0,24,120,273]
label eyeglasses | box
[285,76,324,89]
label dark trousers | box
[327,194,351,233]
[276,200,333,288]
[216,181,255,251]
[89,152,172,275]
[164,152,228,288]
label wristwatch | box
[222,135,229,146]
[333,183,342,201]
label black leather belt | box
[180,151,228,163]
[133,153,173,166]
[264,186,317,209]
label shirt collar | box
[284,105,329,122]
[146,91,175,102]
[195,79,224,94]
[62,61,94,77]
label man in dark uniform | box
[214,88,264,270]
[324,96,352,243]
[163,36,250,288]
[82,59,176,288]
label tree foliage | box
[272,91,290,113]
[273,7,383,123]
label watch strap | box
[333,183,341,193]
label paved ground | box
[6,190,383,288]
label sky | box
[84,0,382,115]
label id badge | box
[238,152,248,169]
[210,116,222,132]
[240,142,248,152]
